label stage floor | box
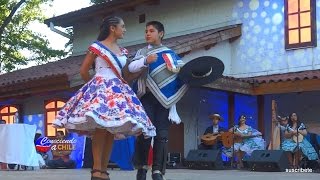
[0,169,319,180]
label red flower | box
[108,100,115,107]
[93,98,99,104]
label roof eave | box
[44,0,155,27]
[0,74,70,99]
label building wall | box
[23,91,73,115]
[181,41,233,75]
[72,0,320,78]
[72,0,236,55]
[230,0,320,77]
[73,21,99,56]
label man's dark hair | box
[57,130,64,136]
[146,21,165,39]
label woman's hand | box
[235,132,242,137]
[80,51,96,82]
[299,129,308,136]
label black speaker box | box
[185,149,223,170]
[247,150,289,172]
[242,155,252,169]
[167,152,181,163]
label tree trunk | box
[0,0,26,73]
[0,0,27,37]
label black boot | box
[151,172,163,180]
[136,169,147,180]
[152,131,169,175]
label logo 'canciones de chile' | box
[35,137,52,153]
[35,136,76,152]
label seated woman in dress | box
[224,115,265,168]
[282,112,318,168]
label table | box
[0,124,41,167]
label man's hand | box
[146,54,158,64]
[61,150,71,156]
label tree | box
[0,0,66,73]
[90,0,106,4]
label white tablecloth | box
[0,124,41,167]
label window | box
[0,105,18,124]
[45,100,66,137]
[285,0,317,49]
[139,14,146,23]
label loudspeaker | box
[167,152,181,169]
[167,152,181,163]
[247,150,289,172]
[242,155,252,169]
[185,150,223,170]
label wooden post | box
[257,95,265,137]
[228,92,235,128]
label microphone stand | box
[195,97,206,149]
[296,125,300,168]
[231,124,236,169]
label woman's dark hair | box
[146,21,165,39]
[237,115,246,126]
[97,16,123,41]
[288,112,302,128]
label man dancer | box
[129,21,188,180]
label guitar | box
[221,132,261,148]
[288,126,304,143]
[201,133,222,146]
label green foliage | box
[90,0,107,4]
[0,0,67,73]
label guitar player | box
[198,113,226,150]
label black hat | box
[178,56,224,86]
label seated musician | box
[46,131,76,169]
[225,115,265,169]
[198,113,225,150]
[278,115,289,145]
[282,112,319,168]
